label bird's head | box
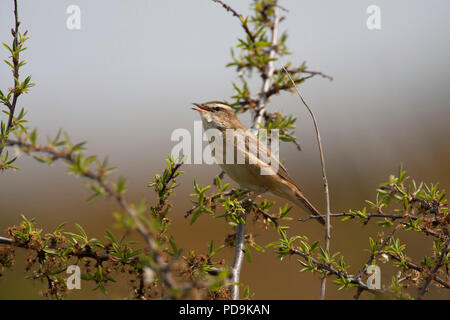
[192,101,239,130]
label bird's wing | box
[230,128,301,189]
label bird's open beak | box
[192,103,210,113]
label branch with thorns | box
[5,137,181,293]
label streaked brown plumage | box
[192,101,324,225]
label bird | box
[192,101,325,225]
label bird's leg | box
[248,189,268,201]
[242,189,267,208]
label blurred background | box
[0,0,449,299]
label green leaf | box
[75,224,87,239]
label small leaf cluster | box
[0,30,34,105]
[188,175,296,264]
[0,24,34,161]
[266,226,354,290]
[260,111,299,145]
[222,0,329,153]
[148,155,184,214]
[338,166,449,298]
[5,216,144,298]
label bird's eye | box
[213,107,221,111]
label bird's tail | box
[270,180,325,225]
[293,189,325,226]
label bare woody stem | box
[251,4,279,131]
[281,65,331,300]
[0,236,15,246]
[300,212,446,240]
[211,0,256,44]
[0,236,111,262]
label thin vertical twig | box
[281,64,331,300]
[229,215,247,300]
[251,4,279,131]
[0,0,20,156]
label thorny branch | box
[0,236,111,262]
[417,237,450,299]
[230,215,247,300]
[185,189,279,228]
[3,0,446,301]
[386,253,449,290]
[6,0,20,132]
[353,226,399,299]
[4,138,180,293]
[210,0,335,299]
[300,212,446,240]
[211,0,256,44]
[185,184,278,298]
[266,69,333,98]
[0,0,21,155]
[291,247,373,293]
[299,212,406,222]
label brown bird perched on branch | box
[192,101,324,225]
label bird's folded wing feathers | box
[233,129,301,190]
